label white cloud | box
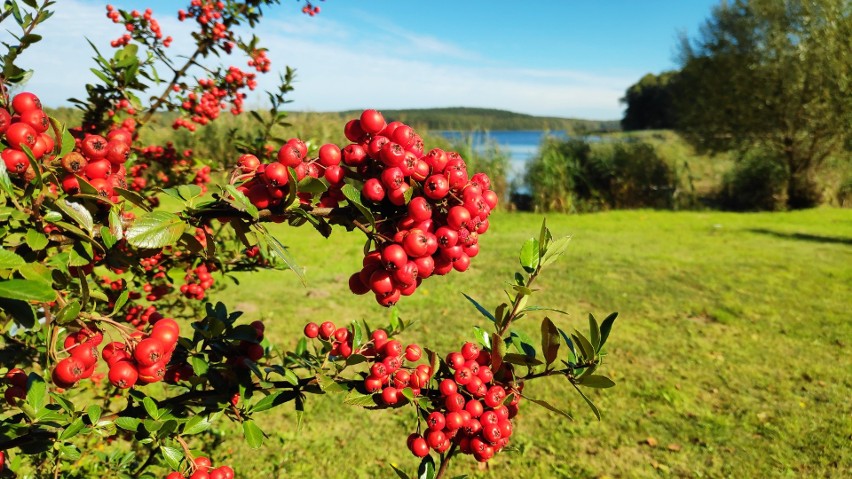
[6,1,631,120]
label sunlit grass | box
[196,208,851,478]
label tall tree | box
[673,0,852,208]
[620,71,678,131]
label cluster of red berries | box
[172,68,257,131]
[58,125,134,201]
[228,110,497,306]
[99,317,181,389]
[123,304,162,331]
[247,49,271,73]
[180,263,215,300]
[167,456,234,479]
[301,3,321,16]
[408,342,520,463]
[179,1,229,41]
[3,368,27,406]
[341,110,497,306]
[1,92,56,181]
[106,5,172,48]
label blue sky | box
[13,1,720,120]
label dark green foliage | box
[524,138,679,212]
[673,0,852,209]
[718,149,789,211]
[620,71,678,131]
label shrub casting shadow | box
[748,228,852,246]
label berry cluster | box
[167,456,234,479]
[301,2,321,16]
[224,320,266,367]
[3,368,27,406]
[303,320,358,358]
[181,263,215,300]
[228,109,497,307]
[172,68,257,131]
[407,342,520,462]
[105,5,172,48]
[179,1,229,42]
[58,125,134,201]
[100,317,181,389]
[1,92,56,182]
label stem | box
[138,47,204,127]
[434,444,458,479]
[498,264,542,336]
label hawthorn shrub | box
[0,1,618,478]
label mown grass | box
[196,208,851,478]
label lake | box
[433,130,569,184]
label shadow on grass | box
[747,228,852,246]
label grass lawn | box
[204,207,852,478]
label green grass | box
[196,208,852,478]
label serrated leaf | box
[0,249,25,269]
[56,199,94,235]
[111,290,129,317]
[541,236,572,267]
[344,389,378,407]
[599,312,618,349]
[142,397,159,420]
[316,374,348,393]
[114,417,140,431]
[260,227,305,285]
[461,293,495,323]
[0,279,55,302]
[87,404,102,424]
[224,184,259,219]
[242,419,265,448]
[540,317,561,366]
[125,211,186,248]
[58,122,76,158]
[189,356,208,376]
[114,187,152,211]
[519,237,540,272]
[26,373,46,412]
[472,326,491,350]
[25,229,48,251]
[182,415,211,435]
[579,375,616,388]
[250,391,290,413]
[58,443,81,460]
[160,445,183,470]
[60,417,86,440]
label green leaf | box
[51,393,76,414]
[250,391,291,413]
[579,375,616,389]
[490,333,505,372]
[55,300,81,325]
[111,290,129,317]
[56,199,94,235]
[224,184,259,219]
[571,382,601,420]
[341,183,375,226]
[182,415,211,435]
[26,373,46,412]
[0,279,55,302]
[114,187,151,212]
[87,404,102,424]
[60,417,86,440]
[260,227,305,285]
[0,297,36,328]
[502,353,543,367]
[519,237,540,272]
[538,217,552,256]
[25,228,49,251]
[572,331,596,361]
[189,356,208,376]
[541,236,572,267]
[522,394,573,420]
[588,313,601,351]
[0,159,16,198]
[461,293,496,323]
[58,443,81,460]
[599,312,618,349]
[142,397,159,420]
[315,374,348,393]
[390,464,412,479]
[343,389,378,407]
[417,455,436,479]
[472,326,491,350]
[540,317,561,366]
[0,249,25,269]
[58,122,76,158]
[160,445,183,470]
[114,417,140,431]
[125,211,186,248]
[242,419,265,449]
